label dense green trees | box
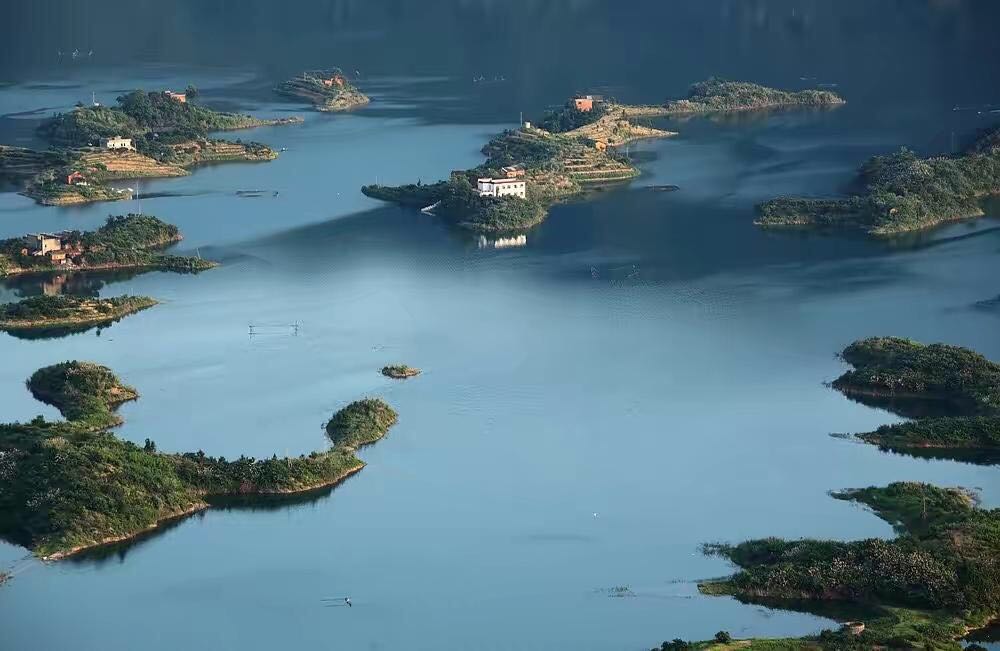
[0,295,157,333]
[0,214,214,277]
[757,127,1000,235]
[40,90,276,150]
[0,362,400,558]
[663,78,844,113]
[538,103,607,133]
[325,398,398,448]
[834,337,1000,413]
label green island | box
[363,79,844,232]
[0,361,399,559]
[646,78,845,115]
[1,89,300,206]
[832,337,1000,415]
[0,294,158,338]
[275,69,370,112]
[670,482,998,651]
[363,124,643,232]
[0,213,216,278]
[381,364,421,379]
[756,125,1000,235]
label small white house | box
[477,177,526,199]
[102,136,134,151]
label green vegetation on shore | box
[275,69,370,112]
[659,78,844,114]
[833,337,1000,464]
[381,364,421,379]
[27,361,138,429]
[40,90,296,153]
[0,213,216,277]
[362,79,844,232]
[0,362,400,559]
[756,126,1000,235]
[325,398,398,448]
[833,337,1000,414]
[857,416,1000,460]
[5,89,298,207]
[689,482,999,650]
[0,294,157,335]
[362,126,634,232]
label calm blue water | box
[1,3,999,649]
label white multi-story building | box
[102,136,135,150]
[477,177,527,199]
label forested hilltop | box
[0,362,399,559]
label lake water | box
[1,2,999,649]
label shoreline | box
[41,460,368,561]
[0,297,158,332]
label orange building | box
[574,96,594,112]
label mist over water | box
[1,2,999,650]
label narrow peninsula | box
[363,79,844,232]
[0,213,215,278]
[756,125,1000,235]
[0,294,157,338]
[0,361,399,559]
[856,416,1000,464]
[275,69,370,111]
[3,89,300,206]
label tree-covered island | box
[362,79,844,232]
[275,69,370,111]
[666,482,999,650]
[0,89,301,206]
[832,337,1000,415]
[381,365,421,379]
[0,213,215,278]
[650,334,1000,649]
[0,361,399,559]
[0,294,157,338]
[756,125,1000,236]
